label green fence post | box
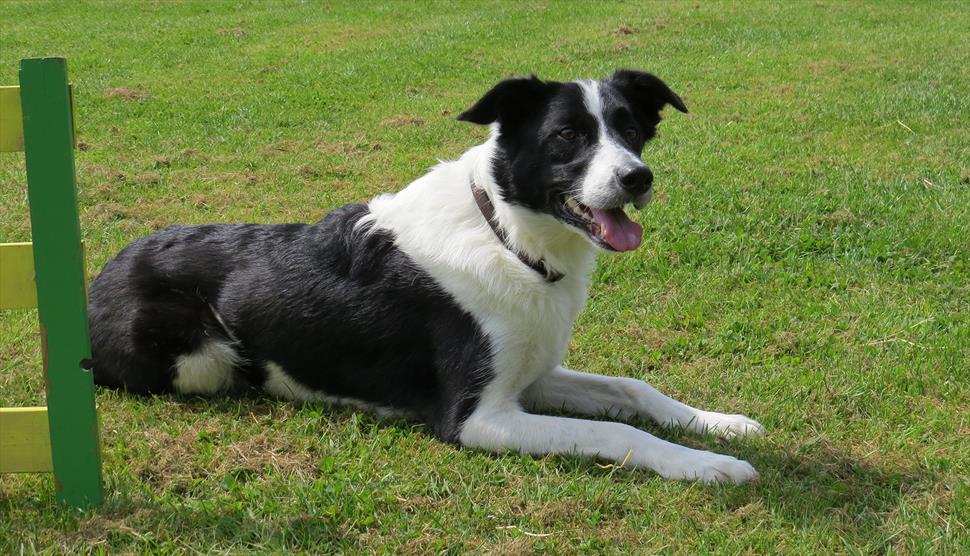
[19,57,103,508]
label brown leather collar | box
[470,180,564,283]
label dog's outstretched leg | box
[459,407,759,483]
[522,366,765,439]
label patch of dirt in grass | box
[150,156,171,169]
[611,39,633,54]
[195,171,262,188]
[382,115,425,128]
[609,17,680,41]
[821,207,858,226]
[299,164,319,178]
[104,87,149,101]
[674,356,719,381]
[484,537,538,556]
[72,507,155,547]
[178,148,204,161]
[133,421,317,490]
[131,172,163,186]
[86,201,132,223]
[807,155,828,177]
[324,164,357,179]
[620,322,686,350]
[586,518,654,549]
[302,25,393,50]
[960,168,970,184]
[611,25,638,36]
[528,499,592,528]
[813,1,847,10]
[187,187,252,212]
[215,431,318,481]
[772,83,795,96]
[637,16,686,33]
[393,494,440,514]
[392,535,471,555]
[259,140,304,157]
[805,60,849,77]
[765,329,801,357]
[766,165,797,176]
[133,425,207,490]
[217,27,247,37]
[316,139,384,156]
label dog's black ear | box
[610,69,688,117]
[457,75,555,126]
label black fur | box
[88,205,492,442]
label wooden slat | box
[21,57,103,507]
[0,242,38,309]
[0,85,24,152]
[0,407,54,473]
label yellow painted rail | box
[0,407,54,473]
[0,86,24,152]
[0,242,38,309]
[0,84,74,152]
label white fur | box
[576,80,651,210]
[262,361,410,419]
[364,124,763,483]
[459,408,758,483]
[173,341,239,395]
[523,366,765,439]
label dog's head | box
[458,70,687,252]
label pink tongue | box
[590,208,643,251]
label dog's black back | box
[88,204,491,441]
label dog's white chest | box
[480,283,587,404]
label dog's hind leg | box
[459,407,759,483]
[521,366,764,439]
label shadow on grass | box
[0,395,385,551]
[723,440,923,549]
[525,414,927,550]
[146,398,932,548]
[1,394,930,552]
[1,489,356,552]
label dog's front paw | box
[658,450,759,484]
[691,411,765,439]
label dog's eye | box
[624,127,639,142]
[559,128,577,140]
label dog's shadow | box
[211,397,920,537]
[552,415,926,548]
[87,395,926,549]
[748,441,923,542]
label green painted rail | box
[0,57,103,508]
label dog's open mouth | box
[559,195,643,252]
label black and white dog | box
[89,70,764,483]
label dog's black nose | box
[618,166,653,195]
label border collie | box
[89,70,764,483]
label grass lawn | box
[1,1,968,553]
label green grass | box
[2,0,968,553]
